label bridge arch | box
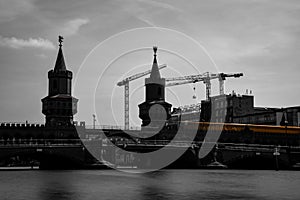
[0,146,88,169]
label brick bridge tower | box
[138,47,172,129]
[42,36,78,127]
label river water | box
[1,169,300,200]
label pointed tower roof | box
[149,46,161,79]
[280,111,288,126]
[54,36,66,71]
[145,46,165,85]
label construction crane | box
[218,73,243,95]
[117,64,167,130]
[166,72,243,100]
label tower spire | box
[153,46,157,64]
[149,46,161,80]
[54,35,66,71]
[59,35,63,47]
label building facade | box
[200,92,300,126]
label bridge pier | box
[220,147,293,170]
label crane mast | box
[203,77,212,100]
[219,78,225,95]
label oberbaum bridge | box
[1,36,300,170]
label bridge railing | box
[112,139,197,147]
[1,137,300,152]
[84,125,141,130]
[111,139,300,150]
[0,139,83,147]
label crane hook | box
[192,86,197,99]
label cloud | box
[0,0,36,22]
[0,35,55,50]
[36,53,48,58]
[60,18,90,36]
[118,0,181,13]
[137,0,182,13]
[136,16,157,27]
[116,0,182,27]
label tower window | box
[53,80,58,90]
[158,87,162,96]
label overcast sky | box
[0,0,299,126]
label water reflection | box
[1,170,300,200]
[138,171,165,199]
[37,171,81,200]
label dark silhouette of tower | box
[41,36,78,127]
[138,47,172,128]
